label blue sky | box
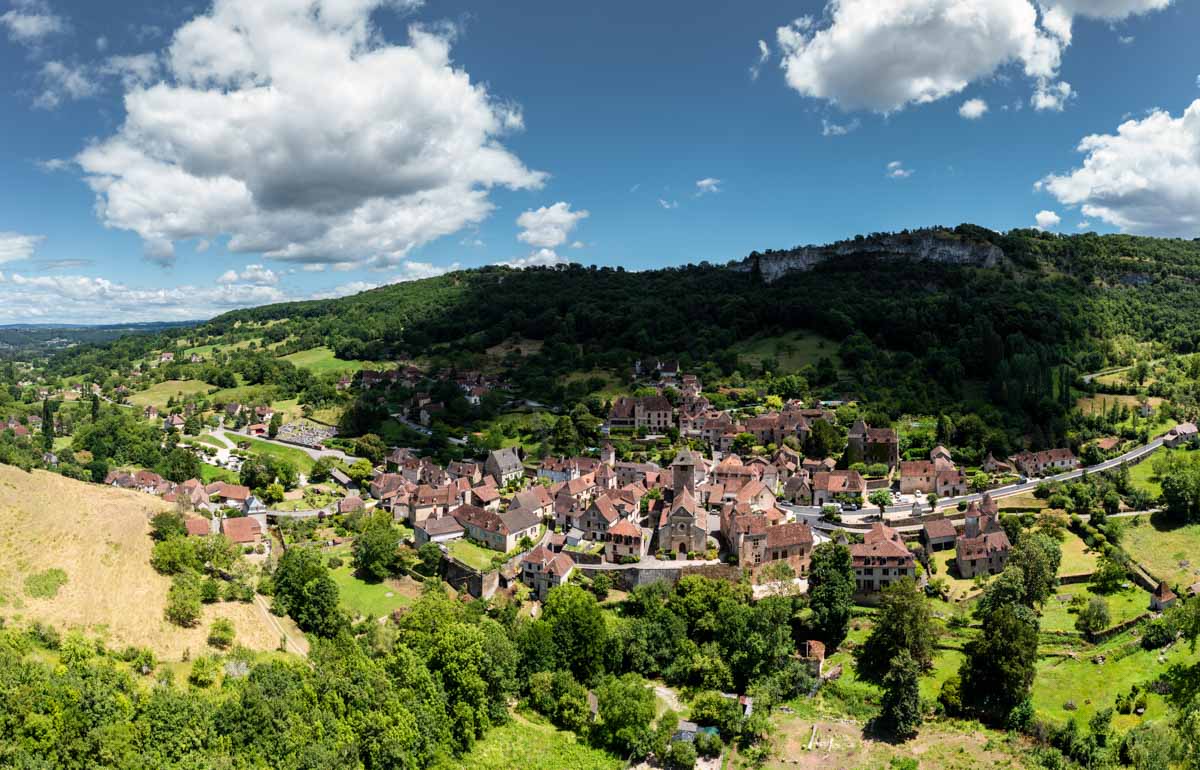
[1,0,1198,323]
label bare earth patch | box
[0,464,290,660]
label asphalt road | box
[779,436,1165,529]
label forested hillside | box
[43,225,1200,439]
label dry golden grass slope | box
[0,464,286,660]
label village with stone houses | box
[89,359,1198,616]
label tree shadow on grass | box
[1146,510,1187,533]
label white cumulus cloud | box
[516,202,589,249]
[498,248,569,270]
[959,98,989,119]
[217,264,279,285]
[695,177,722,196]
[1038,99,1200,237]
[0,273,286,323]
[74,0,545,268]
[658,198,679,209]
[0,232,45,264]
[99,53,160,89]
[772,0,1172,114]
[1035,209,1062,230]
[1032,79,1073,111]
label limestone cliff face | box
[733,231,1005,284]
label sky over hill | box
[1,0,1198,323]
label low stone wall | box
[566,549,604,566]
[580,562,742,590]
[1059,572,1095,586]
[443,557,499,599]
[1090,612,1151,644]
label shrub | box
[165,575,202,627]
[663,740,696,770]
[200,577,221,603]
[23,568,68,599]
[938,675,963,715]
[188,654,221,688]
[28,621,61,649]
[207,618,236,649]
[694,731,723,758]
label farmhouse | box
[1164,422,1200,448]
[1009,448,1078,477]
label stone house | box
[898,460,936,495]
[1164,422,1199,448]
[520,545,575,600]
[810,470,866,507]
[414,514,465,545]
[453,504,541,553]
[922,518,957,551]
[847,421,900,468]
[850,522,915,593]
[485,446,524,486]
[604,518,646,563]
[1009,448,1078,477]
[954,506,1011,578]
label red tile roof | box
[765,521,813,548]
[222,516,261,544]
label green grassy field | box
[328,563,420,619]
[562,369,625,398]
[733,330,840,374]
[282,346,369,374]
[448,538,501,571]
[1125,446,1200,500]
[178,337,262,358]
[1122,514,1200,588]
[1058,531,1100,576]
[207,384,275,407]
[1033,631,1198,731]
[461,712,622,770]
[928,550,981,602]
[199,463,239,484]
[128,379,212,409]
[1039,583,1148,635]
[239,438,315,474]
[187,434,226,449]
